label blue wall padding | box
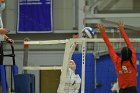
[136,54,140,93]
[0,65,7,93]
[14,74,35,93]
[95,55,117,93]
[12,65,18,76]
[72,53,95,93]
[72,53,140,93]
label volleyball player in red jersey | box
[97,22,137,93]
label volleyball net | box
[23,38,140,93]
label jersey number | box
[122,66,128,73]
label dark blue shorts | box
[119,86,137,93]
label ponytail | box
[121,58,136,70]
[121,47,136,70]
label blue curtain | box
[17,0,53,33]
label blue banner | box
[17,0,53,33]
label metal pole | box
[23,38,29,73]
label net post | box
[23,37,29,73]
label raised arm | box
[117,22,136,54]
[97,24,118,62]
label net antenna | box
[24,38,140,93]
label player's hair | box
[121,47,135,70]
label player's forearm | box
[119,27,135,52]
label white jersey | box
[57,68,81,93]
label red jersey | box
[101,27,137,89]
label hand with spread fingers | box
[96,24,106,32]
[117,21,125,31]
[117,21,124,27]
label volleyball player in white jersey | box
[57,60,81,93]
